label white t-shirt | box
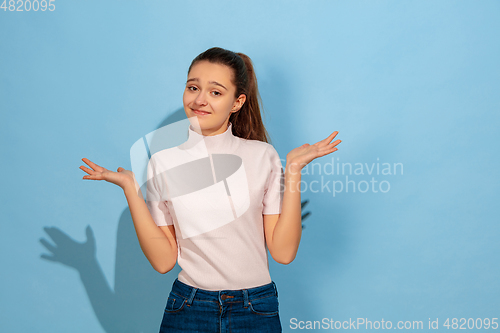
[146,122,284,290]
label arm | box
[263,131,341,265]
[122,178,178,274]
[264,165,302,265]
[80,158,177,274]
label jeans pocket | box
[164,293,187,313]
[248,295,279,316]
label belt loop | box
[186,286,198,306]
[243,289,249,308]
[272,281,278,297]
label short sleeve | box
[262,145,284,215]
[145,156,174,226]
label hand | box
[40,225,96,270]
[80,158,135,190]
[286,131,341,174]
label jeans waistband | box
[170,278,278,307]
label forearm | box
[270,165,303,264]
[122,181,176,274]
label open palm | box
[286,131,341,172]
[80,158,135,190]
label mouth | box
[192,109,211,116]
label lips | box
[193,109,210,115]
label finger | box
[324,144,340,152]
[82,174,103,180]
[40,253,59,262]
[81,158,104,172]
[316,131,339,146]
[316,146,339,157]
[329,139,342,147]
[323,131,339,143]
[85,225,95,243]
[316,139,341,151]
[39,238,57,253]
[79,165,96,175]
[44,227,73,243]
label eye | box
[187,86,198,92]
[211,91,221,96]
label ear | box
[231,94,247,113]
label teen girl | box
[80,47,341,332]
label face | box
[183,61,246,136]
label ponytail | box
[188,47,270,143]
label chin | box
[187,116,209,129]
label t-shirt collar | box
[181,122,240,155]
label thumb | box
[85,225,95,243]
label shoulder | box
[236,138,280,157]
[236,138,282,171]
[148,146,184,172]
[148,149,166,167]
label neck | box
[194,126,228,137]
[180,121,240,155]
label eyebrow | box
[186,78,228,91]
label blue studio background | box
[1,1,499,332]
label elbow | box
[278,257,295,265]
[273,253,297,265]
[153,247,178,274]
[154,260,176,274]
[155,263,174,274]
[155,266,169,274]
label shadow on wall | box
[38,110,187,333]
[40,208,180,333]
[39,108,312,332]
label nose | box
[194,91,208,106]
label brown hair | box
[188,47,270,143]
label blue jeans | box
[159,278,282,332]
